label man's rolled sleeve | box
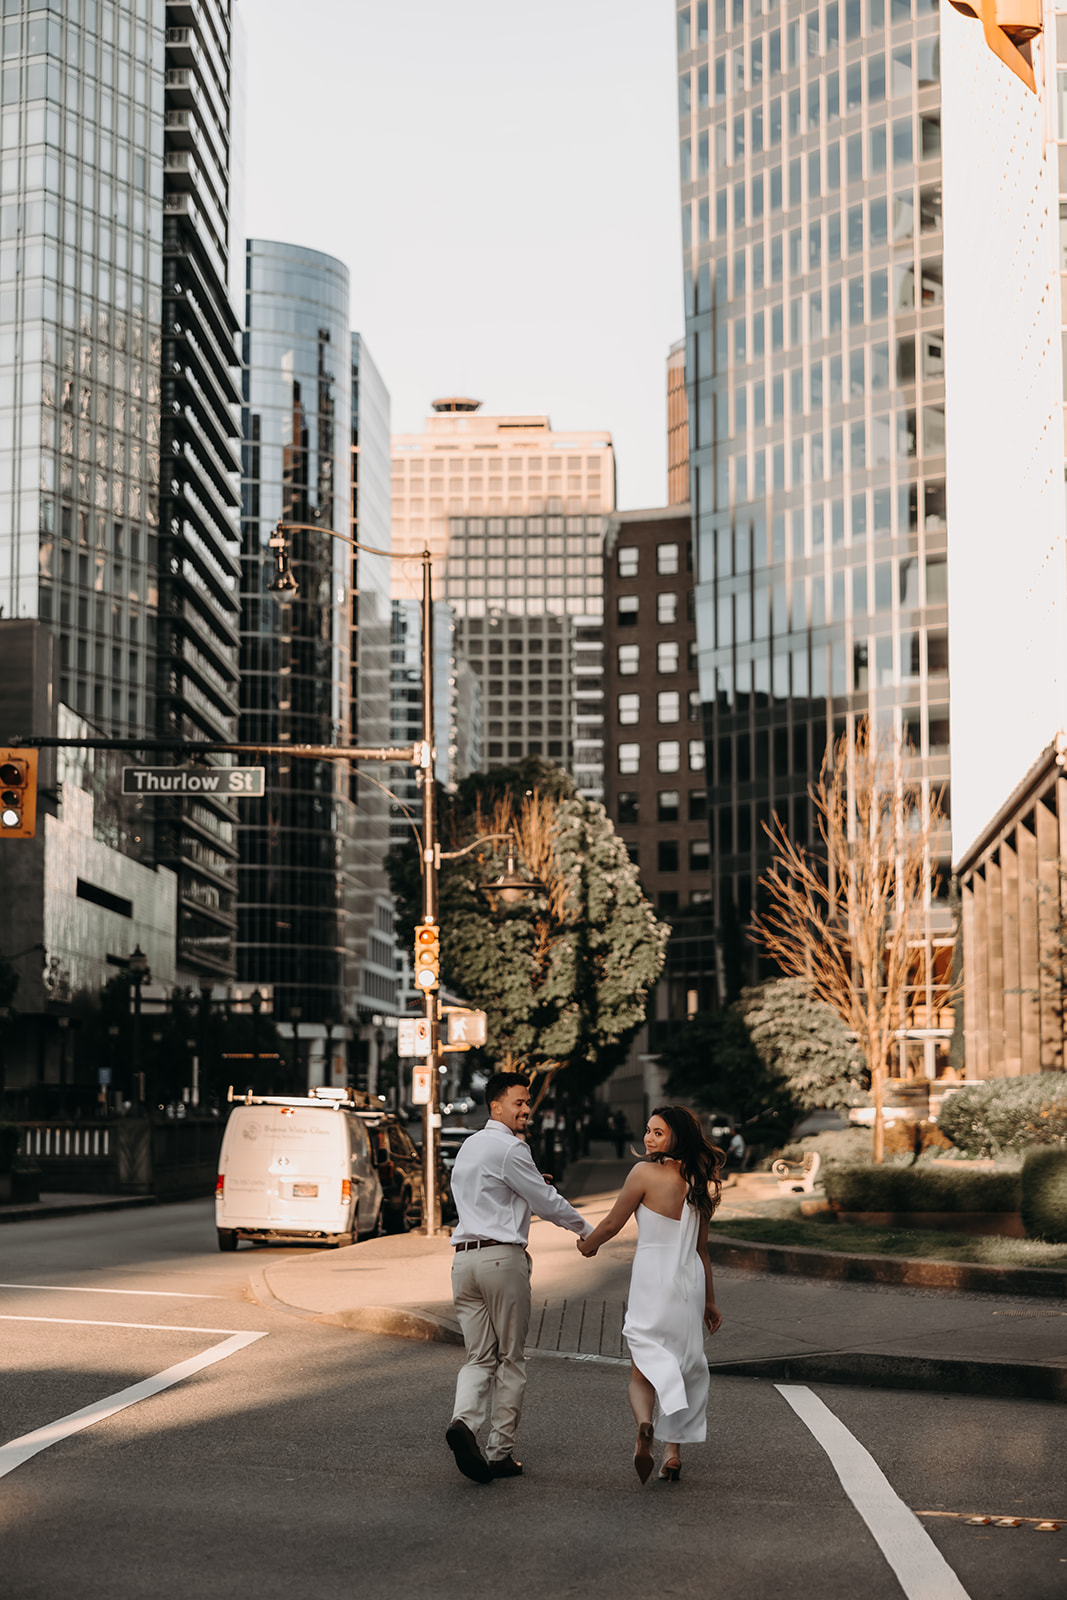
[502,1142,592,1236]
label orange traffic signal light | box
[0,749,38,839]
[947,0,1040,92]
[414,922,440,991]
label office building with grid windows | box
[157,0,243,985]
[391,400,614,798]
[678,0,955,1075]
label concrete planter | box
[832,1209,1025,1238]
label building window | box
[688,788,707,821]
[657,790,680,822]
[689,837,711,872]
[657,591,678,624]
[617,643,639,676]
[617,545,638,577]
[658,840,680,872]
[618,742,641,774]
[657,690,681,723]
[617,692,640,724]
[617,595,639,626]
[688,739,706,771]
[617,792,639,825]
[657,543,680,574]
[657,741,681,772]
[688,690,701,722]
[657,641,680,673]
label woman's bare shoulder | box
[643,1160,688,1194]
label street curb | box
[707,1232,1067,1299]
[706,1351,1067,1403]
[316,1306,463,1344]
[536,1346,1067,1403]
[0,1195,159,1225]
[246,1265,463,1344]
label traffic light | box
[413,922,440,991]
[947,0,1040,92]
[0,749,38,839]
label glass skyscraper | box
[157,0,243,985]
[678,0,953,1072]
[0,0,165,725]
[238,239,352,1034]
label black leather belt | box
[452,1238,517,1252]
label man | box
[445,1071,592,1483]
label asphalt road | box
[1,1201,1065,1600]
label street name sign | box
[397,1017,431,1058]
[122,766,265,797]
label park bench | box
[771,1150,821,1194]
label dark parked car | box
[362,1113,424,1234]
[439,1127,476,1174]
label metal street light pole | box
[127,943,150,1114]
[267,521,445,1233]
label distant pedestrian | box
[578,1106,723,1483]
[445,1071,593,1483]
[727,1130,746,1172]
[609,1109,628,1159]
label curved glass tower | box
[239,240,352,1029]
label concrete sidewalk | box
[247,1157,1067,1403]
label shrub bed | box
[937,1074,1067,1159]
[823,1163,1020,1215]
[1021,1147,1067,1243]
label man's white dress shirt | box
[450,1119,592,1245]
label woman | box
[577,1105,723,1483]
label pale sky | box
[239,0,682,511]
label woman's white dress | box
[622,1201,709,1444]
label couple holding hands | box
[445,1072,723,1486]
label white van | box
[215,1087,384,1250]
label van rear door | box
[266,1106,347,1230]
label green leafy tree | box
[658,1009,794,1127]
[737,978,869,1111]
[388,759,668,1098]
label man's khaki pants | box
[450,1243,531,1463]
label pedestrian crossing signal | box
[0,749,38,839]
[413,922,440,991]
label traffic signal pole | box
[420,550,443,1236]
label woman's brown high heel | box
[633,1422,655,1484]
[658,1457,682,1482]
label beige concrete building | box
[390,399,615,599]
[666,342,689,508]
[390,400,615,798]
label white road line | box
[0,1330,266,1480]
[0,1283,221,1299]
[777,1386,971,1600]
[0,1315,255,1334]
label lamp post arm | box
[439,832,516,863]
[273,521,429,568]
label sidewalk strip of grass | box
[708,1215,1067,1271]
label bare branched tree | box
[752,721,949,1163]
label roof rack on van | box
[225,1085,389,1110]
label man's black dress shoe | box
[489,1455,523,1478]
[445,1420,493,1484]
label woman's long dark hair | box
[648,1105,724,1222]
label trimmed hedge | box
[778,1128,873,1169]
[823,1162,1021,1214]
[0,1123,20,1175]
[1021,1147,1067,1243]
[937,1074,1067,1159]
